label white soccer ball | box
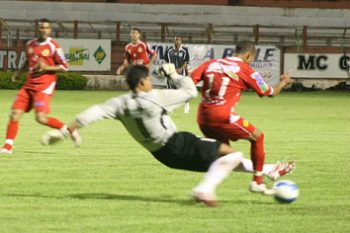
[272,180,299,203]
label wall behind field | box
[0,1,349,27]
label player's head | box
[126,65,152,92]
[235,40,256,64]
[38,18,52,40]
[174,36,182,49]
[130,28,142,42]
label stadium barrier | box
[84,74,128,90]
[0,71,88,90]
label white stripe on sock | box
[5,139,14,145]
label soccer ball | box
[272,180,299,203]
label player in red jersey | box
[116,28,157,75]
[0,18,79,154]
[191,40,295,194]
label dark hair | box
[235,40,256,54]
[126,65,149,91]
[39,18,51,24]
[132,27,142,34]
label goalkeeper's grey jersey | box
[75,76,197,152]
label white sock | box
[5,139,14,146]
[238,158,274,175]
[193,152,243,193]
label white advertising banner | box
[284,53,350,78]
[56,39,111,71]
[150,43,281,86]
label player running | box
[191,40,296,194]
[0,18,79,154]
[116,28,157,75]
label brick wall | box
[231,0,350,9]
[22,0,229,5]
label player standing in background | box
[191,40,295,194]
[116,28,157,75]
[164,36,189,86]
[164,36,191,113]
[0,18,79,154]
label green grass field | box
[0,90,349,233]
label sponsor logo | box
[28,47,34,54]
[41,49,50,57]
[66,48,89,66]
[243,120,249,127]
[252,72,268,92]
[207,61,240,81]
[34,101,45,107]
[93,46,107,65]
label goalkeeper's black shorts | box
[152,132,222,172]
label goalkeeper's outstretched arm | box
[70,96,126,131]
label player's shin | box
[46,117,65,129]
[193,152,243,196]
[1,120,19,152]
[250,133,265,184]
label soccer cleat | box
[0,143,13,155]
[267,161,296,181]
[249,181,276,196]
[41,129,65,146]
[191,189,218,207]
[0,147,13,155]
[41,126,81,147]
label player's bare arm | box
[116,59,129,75]
[270,71,294,97]
[35,59,68,73]
[146,53,158,69]
[11,59,28,82]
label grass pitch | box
[0,90,349,233]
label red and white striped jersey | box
[191,57,273,124]
[124,40,155,65]
[24,37,68,91]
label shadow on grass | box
[5,192,273,206]
[5,192,194,206]
[20,150,58,155]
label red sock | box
[3,120,19,150]
[46,117,64,129]
[250,133,265,184]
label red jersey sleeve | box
[190,61,210,84]
[241,65,273,96]
[52,40,68,71]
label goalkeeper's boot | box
[249,181,276,195]
[267,161,296,181]
[192,189,218,207]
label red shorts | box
[12,88,52,113]
[199,117,257,144]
